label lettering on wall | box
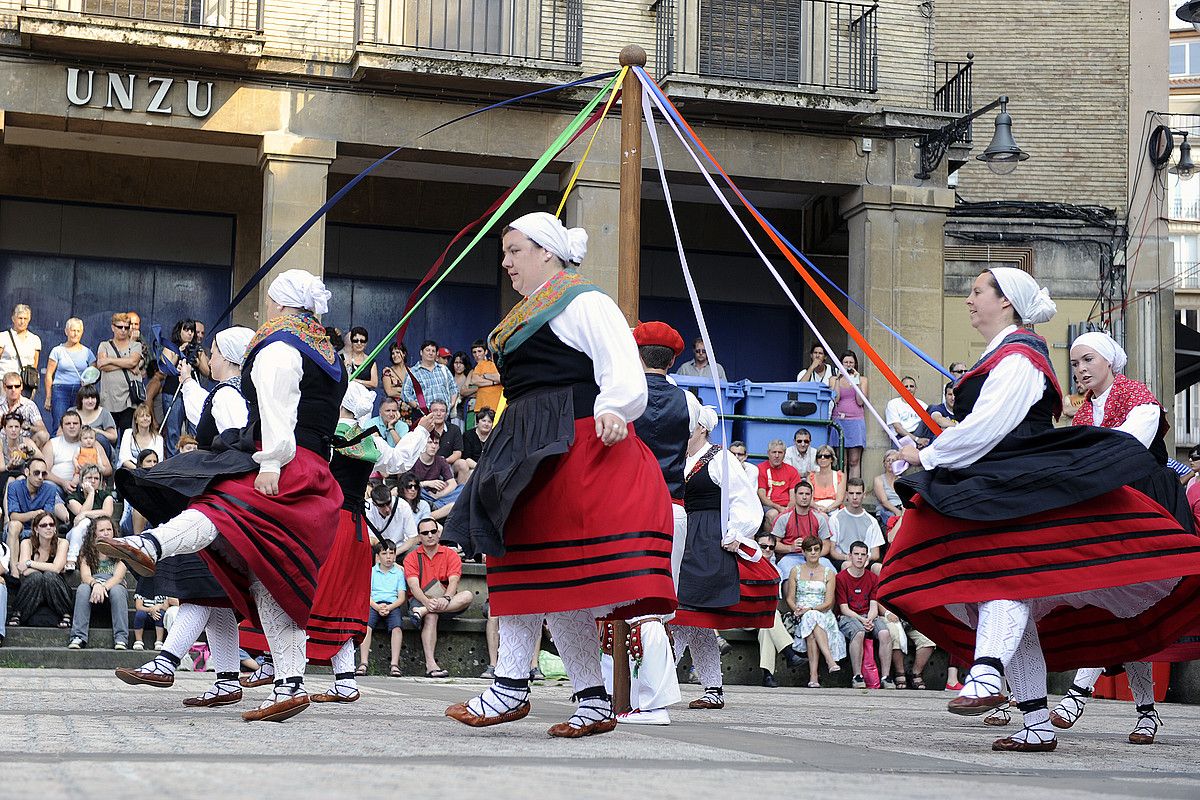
[65,68,214,118]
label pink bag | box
[862,637,881,688]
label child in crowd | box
[177,434,199,454]
[359,540,406,677]
[132,591,174,650]
[72,426,109,482]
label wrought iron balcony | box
[653,0,877,93]
[357,0,582,65]
[21,0,262,31]
[934,55,973,143]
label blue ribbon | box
[210,70,621,330]
[151,323,181,377]
[634,67,953,382]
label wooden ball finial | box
[619,45,647,67]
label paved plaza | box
[2,669,1199,798]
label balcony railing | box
[653,0,877,93]
[21,0,262,31]
[1177,261,1200,290]
[934,54,973,143]
[1171,197,1200,220]
[357,0,582,65]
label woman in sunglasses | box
[344,327,378,390]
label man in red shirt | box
[757,439,801,531]
[403,518,474,678]
[835,541,893,689]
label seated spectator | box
[752,532,805,688]
[11,512,71,628]
[413,436,460,521]
[68,516,129,650]
[784,535,846,687]
[6,457,68,562]
[364,483,419,553]
[807,445,845,514]
[772,481,834,578]
[460,406,495,478]
[177,434,199,454]
[64,464,114,571]
[132,591,171,650]
[3,371,48,447]
[120,449,160,537]
[117,403,164,471]
[396,472,432,525]
[829,478,886,567]
[728,440,759,485]
[757,439,800,531]
[367,397,410,448]
[380,343,410,403]
[403,518,473,678]
[675,336,727,381]
[2,411,40,499]
[42,409,84,496]
[43,317,95,436]
[73,426,112,482]
[784,428,817,474]
[923,381,957,435]
[360,539,407,678]
[71,384,118,461]
[426,400,466,483]
[1,304,41,401]
[836,541,893,689]
[881,605,935,689]
[884,376,927,446]
[467,340,503,428]
[344,326,379,389]
[872,450,904,529]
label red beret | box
[633,321,685,357]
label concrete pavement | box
[2,669,1198,798]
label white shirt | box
[181,380,249,433]
[829,507,885,554]
[251,341,303,475]
[919,325,1045,471]
[885,396,924,434]
[118,430,164,467]
[784,445,817,474]
[675,359,728,382]
[684,445,764,547]
[796,364,833,383]
[364,426,432,546]
[1089,382,1160,449]
[548,291,647,423]
[0,329,41,375]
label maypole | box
[611,44,647,716]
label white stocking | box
[205,608,240,675]
[1125,661,1156,709]
[962,599,1030,699]
[1004,619,1054,745]
[141,509,220,559]
[250,578,307,704]
[162,604,211,660]
[545,609,604,694]
[331,639,357,676]
[672,625,723,689]
[1071,667,1104,692]
[496,614,543,680]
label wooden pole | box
[611,44,646,716]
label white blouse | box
[919,325,1045,471]
[251,341,303,474]
[374,425,430,476]
[548,290,647,423]
[684,446,764,546]
[1089,383,1159,449]
[181,380,248,434]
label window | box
[1170,40,1200,76]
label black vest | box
[634,374,690,499]
[500,324,599,419]
[329,451,373,513]
[240,346,345,455]
[194,381,243,449]
[955,334,1059,443]
[684,447,723,512]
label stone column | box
[841,184,955,461]
[256,132,337,323]
[558,163,621,300]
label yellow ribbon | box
[555,66,627,218]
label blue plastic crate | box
[741,381,837,458]
[671,375,744,445]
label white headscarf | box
[214,326,255,367]
[988,267,1056,325]
[340,381,376,425]
[509,212,588,265]
[1071,330,1127,374]
[268,269,332,315]
[692,405,719,435]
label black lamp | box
[916,95,1029,180]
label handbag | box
[9,331,38,393]
[110,339,147,405]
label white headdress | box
[214,326,255,367]
[509,212,588,265]
[267,269,332,315]
[988,267,1056,325]
[1071,330,1127,374]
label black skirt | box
[898,423,1163,521]
[676,508,740,610]
[140,553,227,604]
[444,386,578,558]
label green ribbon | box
[350,71,622,380]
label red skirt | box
[191,447,342,630]
[485,418,677,618]
[239,508,369,664]
[673,546,779,629]
[878,486,1200,671]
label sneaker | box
[153,641,165,651]
[852,674,866,689]
[67,637,84,650]
[132,641,145,650]
[881,676,896,690]
[529,667,545,681]
[114,641,127,651]
[480,665,496,680]
[945,681,964,692]
[618,707,671,725]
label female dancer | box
[879,268,1200,752]
[104,270,346,723]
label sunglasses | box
[36,521,56,528]
[351,338,367,344]
[816,453,833,459]
[951,369,966,375]
[112,323,130,330]
[795,439,810,445]
[418,529,439,536]
[804,547,822,553]
[4,384,22,390]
